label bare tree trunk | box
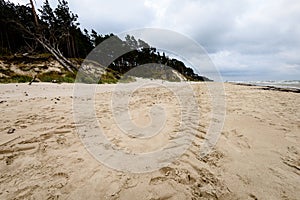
[29,75,36,85]
[5,31,11,51]
[26,0,77,74]
[70,35,75,58]
[0,31,3,49]
[36,38,75,73]
[29,0,39,27]
[53,45,77,70]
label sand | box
[0,81,299,199]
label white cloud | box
[9,0,300,80]
[144,0,171,19]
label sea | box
[229,80,300,89]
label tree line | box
[0,0,210,81]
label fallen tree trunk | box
[36,37,76,73]
[5,19,78,74]
[26,0,78,74]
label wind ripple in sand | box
[0,82,299,199]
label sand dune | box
[0,82,299,199]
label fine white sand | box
[0,81,299,199]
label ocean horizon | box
[229,80,300,89]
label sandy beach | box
[0,81,299,199]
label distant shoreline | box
[230,82,300,93]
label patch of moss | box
[0,74,32,83]
[38,71,75,83]
[99,72,118,84]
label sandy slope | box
[0,82,299,199]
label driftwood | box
[28,75,36,85]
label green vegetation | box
[0,0,212,83]
[98,72,118,84]
[0,74,32,83]
[1,54,54,65]
[38,71,75,83]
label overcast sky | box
[11,0,300,81]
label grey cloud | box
[10,0,300,80]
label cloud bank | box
[11,0,300,80]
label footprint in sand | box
[223,129,251,152]
[149,167,196,186]
[5,154,18,165]
[50,172,69,189]
[199,150,224,167]
[281,146,300,172]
